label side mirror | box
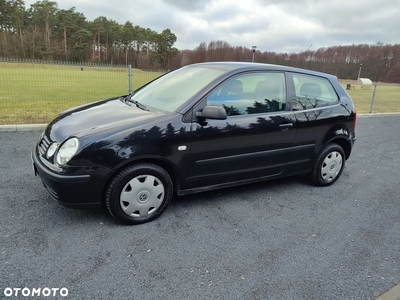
[196,106,227,120]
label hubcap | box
[321,151,343,182]
[137,190,150,203]
[120,175,165,218]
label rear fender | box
[322,125,354,159]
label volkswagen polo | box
[32,62,356,224]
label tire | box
[309,143,345,186]
[105,163,173,225]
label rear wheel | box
[105,163,173,225]
[309,143,345,186]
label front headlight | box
[46,142,58,158]
[56,138,79,165]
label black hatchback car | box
[32,62,356,224]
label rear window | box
[291,74,338,110]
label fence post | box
[369,82,378,113]
[128,63,133,94]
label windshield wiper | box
[124,95,149,111]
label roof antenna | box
[294,43,312,67]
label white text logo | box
[4,287,68,297]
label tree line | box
[0,0,178,69]
[1,0,399,82]
[172,41,400,83]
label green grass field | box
[341,82,400,114]
[0,62,163,124]
[1,62,399,124]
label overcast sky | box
[25,0,400,53]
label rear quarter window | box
[292,74,338,110]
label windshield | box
[132,66,226,112]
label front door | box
[187,71,296,190]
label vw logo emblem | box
[137,191,150,203]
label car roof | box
[185,61,337,79]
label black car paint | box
[33,97,192,206]
[33,62,356,208]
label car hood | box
[46,97,164,142]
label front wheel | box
[309,143,345,186]
[105,163,173,225]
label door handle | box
[279,123,293,131]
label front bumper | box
[32,147,112,208]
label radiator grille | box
[38,135,51,156]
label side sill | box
[177,170,311,196]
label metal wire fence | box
[0,59,164,124]
[1,59,399,125]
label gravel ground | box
[1,115,399,300]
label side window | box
[206,72,286,116]
[292,74,339,110]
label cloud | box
[161,0,210,12]
[23,0,400,53]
